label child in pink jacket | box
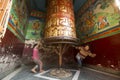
[31,43,44,73]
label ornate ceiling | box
[28,0,87,13]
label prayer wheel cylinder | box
[44,0,77,44]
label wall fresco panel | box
[76,0,120,43]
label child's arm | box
[88,52,96,57]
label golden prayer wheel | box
[44,0,77,44]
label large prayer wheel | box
[44,0,77,44]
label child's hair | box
[33,44,37,48]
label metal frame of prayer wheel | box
[44,0,77,44]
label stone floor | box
[2,65,120,80]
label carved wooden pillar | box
[0,0,13,38]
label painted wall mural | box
[8,0,28,42]
[25,19,44,40]
[76,0,120,43]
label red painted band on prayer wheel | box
[44,0,77,44]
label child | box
[75,45,96,67]
[31,42,44,73]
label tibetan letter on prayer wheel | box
[44,0,77,44]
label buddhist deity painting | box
[26,19,44,40]
[76,0,120,41]
[31,20,41,35]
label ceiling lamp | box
[115,0,120,10]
